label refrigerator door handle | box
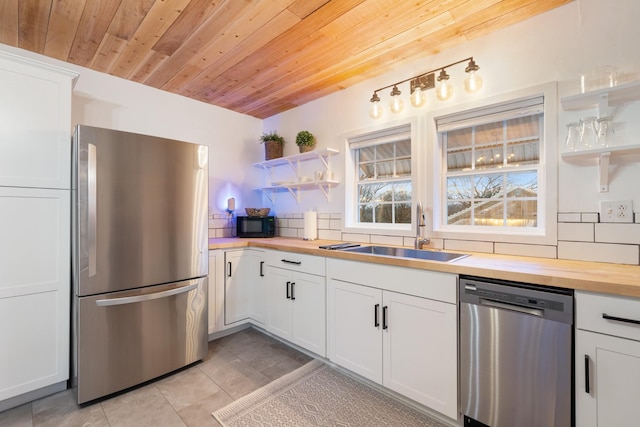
[88,143,97,277]
[95,282,198,306]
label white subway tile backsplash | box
[289,218,304,229]
[558,213,582,222]
[444,239,494,254]
[329,219,342,230]
[595,223,640,244]
[279,228,298,238]
[318,229,342,240]
[558,223,594,242]
[494,243,557,259]
[330,213,342,220]
[342,233,371,243]
[558,241,639,265]
[370,235,404,246]
[318,213,332,219]
[317,218,331,229]
[582,213,599,223]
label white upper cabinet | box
[0,52,77,189]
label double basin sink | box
[339,245,469,263]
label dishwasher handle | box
[480,298,544,317]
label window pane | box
[447,128,471,149]
[394,181,412,201]
[475,174,503,199]
[395,203,411,223]
[447,177,472,200]
[507,139,539,165]
[506,115,540,140]
[507,171,537,196]
[475,144,503,170]
[374,204,393,223]
[507,200,538,227]
[377,160,394,178]
[359,205,373,223]
[396,139,411,157]
[359,163,374,180]
[358,184,377,203]
[447,149,472,172]
[475,122,503,145]
[395,158,411,176]
[474,200,505,226]
[376,142,394,161]
[447,200,472,225]
[359,146,375,162]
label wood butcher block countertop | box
[209,237,640,299]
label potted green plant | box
[260,131,285,160]
[295,130,315,153]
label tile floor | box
[0,327,313,426]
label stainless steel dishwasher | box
[459,276,574,427]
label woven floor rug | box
[212,359,450,427]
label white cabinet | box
[0,52,76,409]
[223,249,265,326]
[576,291,640,427]
[0,188,70,403]
[0,52,76,189]
[208,249,223,334]
[327,258,457,419]
[265,250,326,356]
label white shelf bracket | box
[317,184,331,201]
[597,93,609,118]
[263,189,275,204]
[286,186,300,202]
[318,153,330,170]
[599,152,611,192]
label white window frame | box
[344,118,419,236]
[425,83,558,245]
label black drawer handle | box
[227,261,232,277]
[374,304,380,327]
[260,261,264,277]
[281,259,302,265]
[602,313,640,326]
[286,281,291,299]
[291,282,295,300]
[382,306,388,330]
[584,355,591,394]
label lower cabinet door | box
[328,279,382,383]
[291,272,326,357]
[576,329,640,427]
[382,291,458,419]
[266,267,293,340]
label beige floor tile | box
[0,403,32,427]
[101,385,185,427]
[176,390,234,427]
[156,366,222,411]
[32,389,109,427]
[200,358,271,400]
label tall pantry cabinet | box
[0,51,77,410]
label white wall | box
[0,43,264,216]
[263,0,640,253]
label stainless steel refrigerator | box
[71,125,209,404]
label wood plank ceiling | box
[0,0,571,119]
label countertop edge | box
[208,237,640,298]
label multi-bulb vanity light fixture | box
[368,57,483,119]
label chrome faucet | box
[415,201,430,249]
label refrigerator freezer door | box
[73,125,208,297]
[76,277,207,404]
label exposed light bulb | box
[368,92,383,119]
[436,69,453,101]
[389,85,404,114]
[464,59,483,93]
[410,87,426,108]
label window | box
[437,96,546,232]
[346,124,413,228]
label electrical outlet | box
[599,200,634,223]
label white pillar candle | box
[227,197,235,211]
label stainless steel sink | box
[340,245,469,262]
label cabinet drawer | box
[576,291,640,341]
[265,250,325,276]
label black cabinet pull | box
[585,355,591,394]
[286,281,291,299]
[227,261,232,277]
[291,282,296,300]
[281,259,302,265]
[259,261,264,277]
[382,306,388,330]
[602,313,640,326]
[374,304,380,327]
